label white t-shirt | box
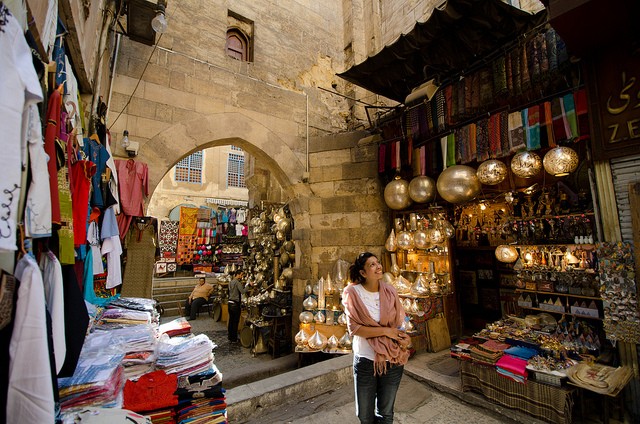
[351,284,380,361]
[0,7,43,251]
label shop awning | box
[337,0,547,103]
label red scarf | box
[343,282,410,375]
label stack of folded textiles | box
[175,366,226,423]
[469,339,510,366]
[450,337,481,361]
[496,354,529,384]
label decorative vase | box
[385,229,398,252]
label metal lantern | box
[543,146,579,177]
[299,311,314,323]
[436,165,482,204]
[396,229,415,251]
[495,245,519,263]
[510,151,542,178]
[408,175,436,203]
[476,159,508,185]
[384,175,412,210]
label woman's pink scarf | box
[343,281,410,375]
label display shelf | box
[515,289,601,301]
[517,305,602,320]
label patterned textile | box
[461,361,574,424]
[158,220,179,256]
[121,220,157,299]
[476,118,490,162]
[508,113,526,153]
[524,105,541,150]
[574,89,590,141]
[176,235,196,265]
[179,207,198,236]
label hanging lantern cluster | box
[385,210,455,254]
[245,204,294,295]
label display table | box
[460,361,575,424]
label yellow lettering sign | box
[607,72,635,115]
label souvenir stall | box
[294,260,353,365]
[238,203,295,358]
[158,205,248,277]
[338,0,638,420]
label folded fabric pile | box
[156,333,216,376]
[496,354,528,384]
[469,340,510,366]
[175,365,226,423]
[123,370,179,423]
[99,307,153,326]
[450,337,482,361]
[159,317,192,337]
[504,345,538,361]
[566,363,633,395]
[92,324,158,380]
[58,351,125,411]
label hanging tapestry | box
[158,220,179,256]
[179,207,198,235]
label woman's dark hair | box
[349,252,377,284]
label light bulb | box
[151,11,168,33]
[121,130,129,148]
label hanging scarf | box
[524,106,541,150]
[574,89,590,141]
[488,113,502,158]
[562,93,578,141]
[508,111,526,153]
[476,118,490,162]
[499,112,510,158]
[343,282,410,375]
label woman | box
[342,252,411,424]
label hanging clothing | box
[24,103,52,238]
[83,136,109,208]
[121,219,157,299]
[71,159,96,247]
[103,131,121,214]
[58,264,89,377]
[8,255,55,423]
[87,220,104,275]
[0,271,19,424]
[115,159,148,217]
[0,5,43,251]
[39,252,66,373]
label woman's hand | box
[386,327,406,341]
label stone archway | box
[138,111,307,195]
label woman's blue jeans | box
[353,354,404,424]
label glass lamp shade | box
[510,151,542,178]
[314,310,326,323]
[436,165,482,204]
[302,296,318,310]
[385,229,397,252]
[477,159,508,185]
[338,331,352,349]
[308,330,328,350]
[326,334,339,349]
[396,230,415,250]
[295,328,311,346]
[299,311,314,323]
[543,146,579,177]
[495,245,519,263]
[408,175,436,203]
[384,176,412,210]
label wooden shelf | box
[515,289,601,301]
[518,305,602,320]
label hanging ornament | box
[397,229,415,251]
[436,165,482,204]
[511,151,542,178]
[476,159,508,185]
[385,229,398,252]
[543,146,579,177]
[408,175,436,203]
[384,175,412,210]
[413,220,431,249]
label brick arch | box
[138,111,306,195]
